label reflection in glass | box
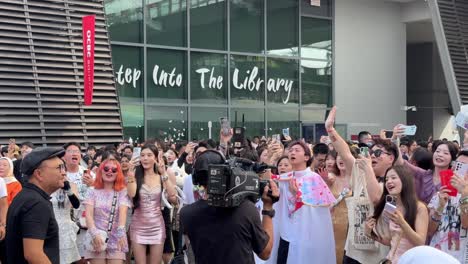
[301,59,332,107]
[121,103,144,142]
[230,0,264,53]
[147,106,187,141]
[191,52,227,104]
[267,108,299,138]
[230,55,265,105]
[301,18,332,60]
[267,0,298,57]
[105,0,143,43]
[112,45,143,101]
[146,0,187,47]
[147,49,187,104]
[190,0,226,50]
[230,108,265,138]
[301,0,332,17]
[191,107,227,140]
[266,58,299,107]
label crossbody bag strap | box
[105,191,118,242]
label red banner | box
[82,15,95,105]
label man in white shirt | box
[63,142,94,261]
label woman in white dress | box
[51,180,81,264]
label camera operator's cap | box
[20,147,65,176]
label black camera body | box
[206,158,276,207]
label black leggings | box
[276,237,290,264]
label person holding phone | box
[127,144,178,264]
[427,150,468,262]
[365,165,428,264]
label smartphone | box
[282,128,290,138]
[453,161,468,177]
[359,147,369,157]
[402,125,417,136]
[272,134,281,142]
[132,147,142,159]
[384,202,397,214]
[385,130,393,138]
[220,117,231,137]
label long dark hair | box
[373,165,419,230]
[133,144,159,210]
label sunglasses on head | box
[371,149,390,158]
[103,166,118,173]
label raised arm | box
[356,158,383,205]
[325,106,355,172]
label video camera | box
[206,158,278,207]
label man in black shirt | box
[180,150,278,264]
[6,147,66,264]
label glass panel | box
[191,107,228,141]
[147,48,187,104]
[301,0,332,17]
[146,106,188,142]
[301,17,332,60]
[267,0,298,57]
[190,52,227,104]
[112,45,143,100]
[230,0,264,53]
[230,55,265,105]
[104,0,143,43]
[121,104,144,143]
[301,59,332,107]
[230,108,265,138]
[301,108,327,123]
[266,58,299,107]
[190,0,226,50]
[267,108,299,139]
[146,0,187,47]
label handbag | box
[84,191,118,252]
[345,163,378,251]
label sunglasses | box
[371,149,391,158]
[103,166,118,173]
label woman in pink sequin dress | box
[127,144,178,264]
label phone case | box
[402,125,417,136]
[453,161,468,177]
[282,128,290,137]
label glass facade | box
[105,0,333,141]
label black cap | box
[20,141,35,149]
[20,147,65,176]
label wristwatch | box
[161,174,169,182]
[262,209,275,218]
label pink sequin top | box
[84,188,132,252]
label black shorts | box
[163,207,174,253]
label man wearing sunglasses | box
[6,147,66,264]
[369,139,399,183]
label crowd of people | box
[0,105,467,264]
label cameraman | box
[180,150,279,264]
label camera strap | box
[105,191,118,243]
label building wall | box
[334,0,407,136]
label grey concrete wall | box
[334,0,407,136]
